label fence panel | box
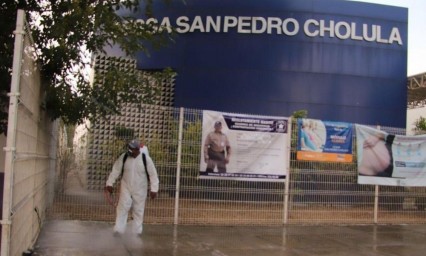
[3,8,426,256]
[47,106,289,226]
[46,104,426,226]
[374,126,426,224]
[2,10,58,256]
[288,120,374,224]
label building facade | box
[109,0,408,127]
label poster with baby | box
[356,124,426,186]
[296,118,353,162]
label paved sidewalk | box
[32,220,426,256]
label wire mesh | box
[289,120,374,224]
[4,12,58,256]
[45,105,426,226]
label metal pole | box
[173,107,184,225]
[374,185,379,224]
[283,117,292,224]
[373,125,381,224]
[1,9,25,256]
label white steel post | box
[374,185,379,224]
[283,117,292,224]
[173,107,184,225]
[1,9,25,256]
[373,125,381,224]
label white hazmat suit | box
[106,146,159,234]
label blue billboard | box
[113,0,408,127]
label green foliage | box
[291,109,308,118]
[0,1,22,135]
[0,0,175,134]
[289,110,308,149]
[413,116,426,134]
[100,137,128,175]
[149,117,202,169]
[145,116,202,192]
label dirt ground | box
[47,170,426,226]
[47,193,426,226]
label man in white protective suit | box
[105,139,159,236]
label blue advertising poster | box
[297,118,353,162]
[356,125,426,186]
[200,110,289,181]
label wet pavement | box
[32,220,426,256]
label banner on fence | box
[200,110,289,181]
[356,124,426,186]
[296,119,353,162]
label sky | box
[348,0,426,76]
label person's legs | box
[114,186,132,233]
[217,160,226,173]
[206,159,216,173]
[216,153,227,173]
[131,189,148,235]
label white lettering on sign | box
[303,19,402,45]
[136,15,403,45]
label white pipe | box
[47,120,60,206]
[373,125,381,224]
[283,117,292,224]
[1,9,25,256]
[173,107,184,224]
[374,185,379,224]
